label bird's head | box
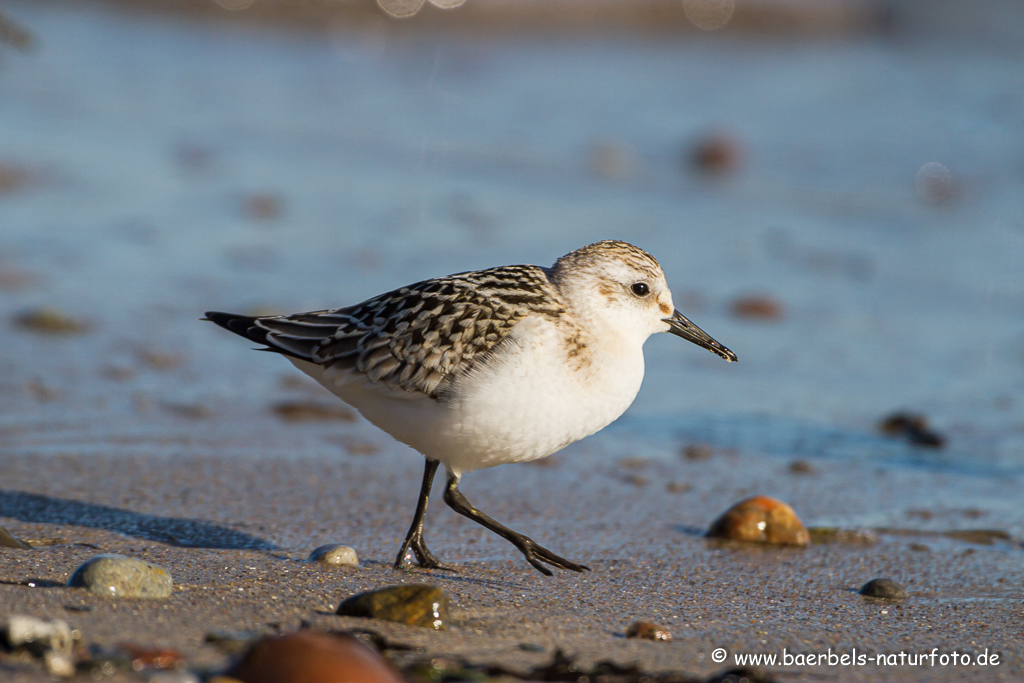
[550,240,737,362]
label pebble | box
[25,378,62,401]
[688,132,742,174]
[2,615,75,656]
[730,295,783,321]
[2,615,77,677]
[272,400,357,423]
[175,142,216,172]
[682,443,714,461]
[707,495,811,546]
[308,544,359,567]
[625,621,672,641]
[0,262,36,290]
[12,307,90,334]
[0,160,32,191]
[915,161,958,204]
[225,631,405,683]
[859,578,907,600]
[241,192,284,221]
[0,11,34,51]
[878,412,945,448]
[67,554,174,598]
[337,584,450,630]
[787,459,815,474]
[0,525,31,549]
[119,643,185,670]
[44,650,76,677]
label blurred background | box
[1,0,1022,493]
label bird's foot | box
[517,538,590,576]
[394,532,457,572]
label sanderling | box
[205,240,737,575]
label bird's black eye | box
[631,282,650,297]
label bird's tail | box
[203,311,266,345]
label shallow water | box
[1,3,1023,533]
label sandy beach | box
[2,0,1023,680]
[2,438,1021,681]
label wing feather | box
[206,265,566,398]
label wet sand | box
[2,413,1022,681]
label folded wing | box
[205,265,564,398]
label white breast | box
[293,315,646,476]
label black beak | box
[663,309,737,362]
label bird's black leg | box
[394,459,455,571]
[442,474,589,576]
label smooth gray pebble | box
[308,544,359,567]
[859,577,907,599]
[68,554,173,598]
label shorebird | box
[206,240,737,575]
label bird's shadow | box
[0,490,277,551]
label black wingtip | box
[204,311,259,336]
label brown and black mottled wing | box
[205,265,565,398]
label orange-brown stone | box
[226,631,405,683]
[707,495,810,546]
[625,621,672,641]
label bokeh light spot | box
[683,0,735,31]
[429,0,468,8]
[915,161,957,204]
[377,0,426,18]
[213,0,255,11]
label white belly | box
[290,316,646,475]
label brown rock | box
[0,162,32,192]
[682,443,713,461]
[689,133,742,174]
[12,307,90,335]
[0,11,34,51]
[0,263,36,290]
[337,584,450,630]
[730,295,783,321]
[878,412,945,448]
[117,643,184,670]
[787,459,814,474]
[308,544,359,567]
[242,193,283,221]
[625,621,672,641]
[859,578,907,600]
[226,631,404,683]
[707,495,810,546]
